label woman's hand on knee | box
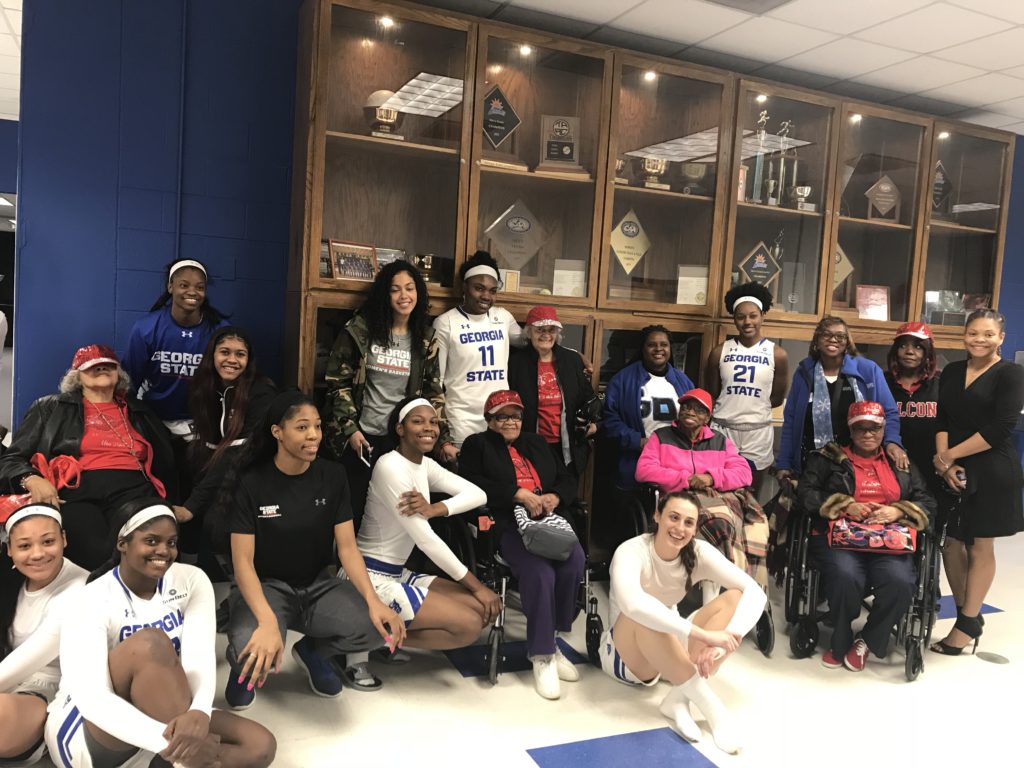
[161,730,221,768]
[238,622,283,689]
[21,475,61,506]
[473,585,502,625]
[162,711,211,762]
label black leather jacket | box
[0,391,178,500]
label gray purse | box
[513,504,579,561]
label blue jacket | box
[602,359,694,489]
[778,354,902,474]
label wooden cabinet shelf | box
[929,220,998,235]
[326,130,460,158]
[736,200,823,219]
[613,183,714,203]
[838,215,912,231]
[478,162,595,185]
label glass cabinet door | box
[470,32,609,302]
[320,5,471,289]
[921,127,1010,327]
[831,107,929,325]
[728,84,837,318]
[601,60,730,310]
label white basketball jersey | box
[713,338,775,425]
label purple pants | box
[499,528,585,657]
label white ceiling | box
[0,0,18,122]
[425,0,1024,133]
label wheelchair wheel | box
[789,618,818,659]
[905,641,923,682]
[487,626,502,685]
[586,599,604,667]
[754,606,775,658]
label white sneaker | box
[532,655,561,700]
[553,646,579,682]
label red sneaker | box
[844,637,869,672]
[821,650,843,669]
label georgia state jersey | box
[713,338,775,425]
[433,306,523,444]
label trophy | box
[641,157,671,191]
[614,158,628,185]
[538,115,587,175]
[364,90,405,141]
[793,185,815,212]
[866,175,901,221]
[765,161,779,206]
[750,109,769,203]
[679,163,709,196]
[777,120,798,206]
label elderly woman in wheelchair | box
[796,401,934,672]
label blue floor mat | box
[528,727,719,768]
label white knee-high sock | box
[659,681,701,742]
[679,674,741,754]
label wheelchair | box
[783,508,941,681]
[457,502,605,685]
[621,484,776,657]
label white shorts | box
[361,557,435,627]
[12,674,59,704]
[44,695,154,768]
[598,628,661,687]
[713,422,775,470]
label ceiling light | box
[755,94,767,104]
[643,70,657,82]
[850,113,862,124]
[489,64,503,75]
[0,197,11,207]
[379,16,395,28]
[361,38,374,48]
[519,44,532,56]
[938,131,950,140]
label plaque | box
[856,284,890,322]
[330,241,377,281]
[932,160,953,217]
[676,265,708,305]
[738,240,781,295]
[553,259,587,297]
[679,163,708,196]
[482,85,521,150]
[498,268,520,293]
[866,175,901,220]
[483,199,544,272]
[364,90,405,141]
[374,247,407,270]
[833,244,854,290]
[641,158,671,191]
[537,115,586,175]
[610,209,651,276]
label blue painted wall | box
[0,118,16,193]
[998,139,1024,359]
[14,0,298,419]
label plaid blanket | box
[696,488,769,591]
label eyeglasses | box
[851,423,883,434]
[820,331,848,343]
[678,402,708,415]
[535,326,559,337]
[493,413,523,424]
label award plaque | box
[483,199,544,272]
[833,244,854,290]
[364,90,405,141]
[374,247,407,270]
[856,284,890,322]
[610,209,651,276]
[738,240,781,296]
[679,163,708,196]
[932,160,953,218]
[866,175,901,221]
[641,158,671,191]
[537,115,587,175]
[482,85,521,150]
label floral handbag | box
[827,517,917,554]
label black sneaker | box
[224,669,255,710]
[292,636,343,698]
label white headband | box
[118,505,176,539]
[1,505,63,545]
[398,398,434,423]
[169,259,207,278]
[463,265,500,283]
[732,296,763,311]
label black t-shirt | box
[230,457,352,588]
[801,375,855,461]
[885,372,940,476]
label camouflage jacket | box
[322,312,450,456]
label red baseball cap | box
[484,389,524,416]
[848,401,886,426]
[894,322,932,342]
[679,388,714,414]
[71,344,120,372]
[525,305,562,329]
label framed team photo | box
[330,240,377,282]
[318,240,334,279]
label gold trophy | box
[641,157,670,191]
[364,90,405,141]
[614,158,628,185]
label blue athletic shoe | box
[292,636,343,698]
[224,668,255,710]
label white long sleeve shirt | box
[358,451,486,581]
[0,559,86,692]
[609,535,766,644]
[55,563,216,754]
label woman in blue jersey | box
[45,498,274,768]
[704,282,789,494]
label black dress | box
[936,359,1024,540]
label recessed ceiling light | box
[850,114,862,124]
[938,131,950,140]
[519,44,532,56]
[379,16,395,28]
[643,70,657,82]
[0,197,11,207]
[755,94,767,104]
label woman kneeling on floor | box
[354,397,498,653]
[603,491,765,755]
[46,498,275,768]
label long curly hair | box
[809,315,859,359]
[886,334,937,381]
[652,491,700,591]
[724,281,774,315]
[361,261,430,348]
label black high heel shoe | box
[930,613,982,656]
[955,606,984,629]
